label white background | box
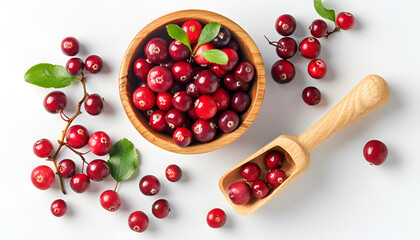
[1,0,419,239]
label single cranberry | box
[186,81,200,98]
[132,87,155,111]
[58,159,76,178]
[211,27,231,48]
[100,190,121,212]
[218,110,240,133]
[86,159,110,181]
[43,91,67,113]
[165,109,185,129]
[309,19,328,38]
[31,165,55,190]
[188,109,198,119]
[336,12,355,30]
[152,199,170,219]
[228,181,251,205]
[51,199,67,217]
[61,37,79,56]
[172,91,193,112]
[142,107,156,121]
[234,62,255,83]
[33,138,54,158]
[173,127,193,147]
[165,164,182,182]
[171,61,193,84]
[70,173,90,193]
[251,180,270,199]
[299,37,321,59]
[363,140,388,165]
[85,55,103,73]
[65,125,89,149]
[147,66,173,93]
[133,58,153,81]
[241,162,261,182]
[210,64,227,78]
[84,93,104,115]
[139,175,160,196]
[192,66,206,80]
[265,151,284,169]
[194,42,215,66]
[169,81,185,94]
[149,109,167,132]
[275,37,297,59]
[194,95,218,120]
[195,70,219,95]
[192,119,216,143]
[231,92,251,113]
[218,48,239,72]
[240,82,251,91]
[223,73,242,91]
[271,59,295,84]
[156,92,173,111]
[308,59,327,79]
[275,14,296,36]
[302,86,321,105]
[169,40,190,61]
[128,211,149,233]
[144,37,169,64]
[66,57,84,76]
[182,20,202,44]
[227,40,239,52]
[267,169,287,188]
[212,88,230,111]
[160,59,175,70]
[207,208,226,228]
[88,131,112,156]
[183,116,194,128]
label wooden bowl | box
[119,9,265,154]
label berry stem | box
[114,181,119,192]
[325,25,340,39]
[59,141,88,164]
[264,35,281,47]
[58,109,70,122]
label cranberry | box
[44,91,67,113]
[186,81,200,98]
[133,58,153,81]
[139,175,160,196]
[156,92,173,111]
[58,159,76,178]
[173,127,193,147]
[170,81,185,94]
[271,59,295,84]
[207,208,226,228]
[85,55,103,74]
[231,92,250,113]
[227,181,251,205]
[128,211,149,233]
[182,20,202,44]
[275,14,296,36]
[218,48,239,72]
[33,138,54,158]
[160,59,175,70]
[210,64,227,78]
[188,109,198,119]
[86,159,110,181]
[144,37,169,64]
[61,37,79,56]
[88,131,112,156]
[309,19,328,38]
[84,93,104,115]
[70,173,90,193]
[66,57,84,76]
[169,40,190,61]
[336,12,355,30]
[138,81,148,88]
[234,62,255,83]
[100,190,121,212]
[275,37,297,59]
[31,165,55,190]
[192,119,216,143]
[302,86,321,105]
[51,199,67,217]
[172,61,193,84]
[265,151,284,169]
[65,125,89,149]
[172,91,193,112]
[212,88,230,111]
[223,73,242,91]
[152,199,170,219]
[211,27,231,48]
[183,116,194,128]
[299,37,321,59]
[195,70,219,95]
[194,42,215,66]
[165,164,182,182]
[147,66,174,93]
[241,162,261,182]
[149,109,167,132]
[308,59,327,79]
[165,109,185,129]
[363,140,388,165]
[142,107,156,121]
[192,66,206,80]
[251,180,270,199]
[227,40,239,52]
[218,110,239,133]
[239,82,251,91]
[132,86,155,111]
[267,169,287,188]
[194,95,218,120]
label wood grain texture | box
[119,9,266,154]
[219,75,389,215]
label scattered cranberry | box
[241,162,261,182]
[275,37,297,59]
[172,61,193,84]
[223,73,242,91]
[44,91,67,114]
[194,42,215,66]
[251,180,270,199]
[265,151,284,169]
[182,20,202,44]
[195,70,219,95]
[275,14,296,36]
[211,27,231,48]
[210,64,227,78]
[58,159,76,178]
[363,140,388,165]
[165,164,182,182]
[172,91,193,112]
[85,55,103,74]
[173,127,193,147]
[207,208,226,228]
[31,165,55,190]
[33,138,54,158]
[51,199,67,217]
[165,109,185,129]
[234,62,255,83]
[218,48,239,72]
[65,125,89,149]
[308,59,327,79]
[194,95,218,120]
[267,169,287,188]
[336,12,355,30]
[133,58,153,81]
[70,173,90,193]
[192,119,216,143]
[84,93,104,115]
[66,57,84,76]
[231,92,250,113]
[128,211,149,233]
[133,86,156,111]
[61,37,79,56]
[147,66,174,93]
[228,181,251,205]
[100,190,121,212]
[309,19,328,38]
[212,88,230,111]
[139,175,160,196]
[302,86,321,105]
[152,199,170,219]
[218,110,239,133]
[299,37,321,59]
[144,38,169,64]
[169,40,190,61]
[156,92,173,111]
[271,59,295,84]
[149,109,167,132]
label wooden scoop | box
[219,74,390,215]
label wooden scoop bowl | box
[219,74,390,215]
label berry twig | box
[325,25,340,38]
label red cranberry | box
[271,59,295,84]
[241,162,261,182]
[207,208,226,228]
[336,12,355,30]
[267,169,287,188]
[128,211,149,233]
[44,91,67,113]
[231,92,250,113]
[160,59,175,70]
[58,159,76,178]
[182,20,202,44]
[147,66,173,93]
[156,92,173,111]
[149,109,167,132]
[227,40,239,52]
[186,81,200,98]
[31,165,55,190]
[172,91,193,112]
[265,151,284,169]
[65,125,89,149]
[183,116,194,128]
[275,14,296,36]
[227,181,251,205]
[275,37,297,59]
[309,19,328,38]
[211,27,231,48]
[251,180,270,199]
[170,81,185,94]
[144,37,169,64]
[173,127,193,147]
[86,159,110,181]
[195,70,219,95]
[194,95,218,120]
[152,199,170,219]
[210,64,227,78]
[172,61,193,84]
[165,109,185,129]
[85,55,103,74]
[88,131,112,156]
[169,40,190,61]
[194,42,215,66]
[133,58,153,81]
[84,93,104,115]
[61,37,79,56]
[192,119,216,143]
[66,57,84,76]
[70,173,90,193]
[299,37,321,59]
[138,81,148,88]
[218,48,239,72]
[139,175,160,196]
[51,199,67,217]
[218,110,239,133]
[234,62,255,83]
[193,66,206,80]
[302,86,321,105]
[100,190,121,212]
[165,164,182,182]
[142,107,156,121]
[308,59,327,79]
[212,88,230,111]
[132,86,155,111]
[223,73,242,91]
[240,82,251,91]
[363,140,388,165]
[33,138,54,158]
[188,109,198,119]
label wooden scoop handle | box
[298,74,389,152]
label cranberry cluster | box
[227,150,287,205]
[131,20,256,147]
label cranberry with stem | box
[133,58,153,81]
[66,57,84,76]
[144,37,169,64]
[65,125,89,149]
[147,66,174,93]
[251,180,270,199]
[218,110,239,133]
[267,169,287,188]
[85,55,103,74]
[265,151,284,169]
[84,93,104,115]
[302,86,321,106]
[51,199,67,217]
[309,19,328,38]
[275,14,296,36]
[128,211,149,233]
[152,199,170,219]
[44,91,67,114]
[100,190,121,212]
[70,173,90,193]
[61,37,79,56]
[265,36,297,59]
[165,164,182,182]
[139,175,160,196]
[192,119,216,143]
[58,159,76,178]
[299,37,321,59]
[363,140,388,165]
[173,127,193,147]
[31,165,55,190]
[228,181,251,205]
[271,59,295,84]
[33,138,54,158]
[336,12,355,30]
[308,59,327,79]
[241,162,261,182]
[169,40,190,61]
[182,20,202,44]
[194,95,218,120]
[207,208,226,228]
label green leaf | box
[108,138,140,182]
[194,22,220,52]
[198,49,228,65]
[166,24,192,53]
[24,63,76,88]
[314,0,336,23]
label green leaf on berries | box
[198,49,228,65]
[108,138,140,182]
[24,63,76,88]
[166,24,193,53]
[194,22,220,52]
[314,0,336,23]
